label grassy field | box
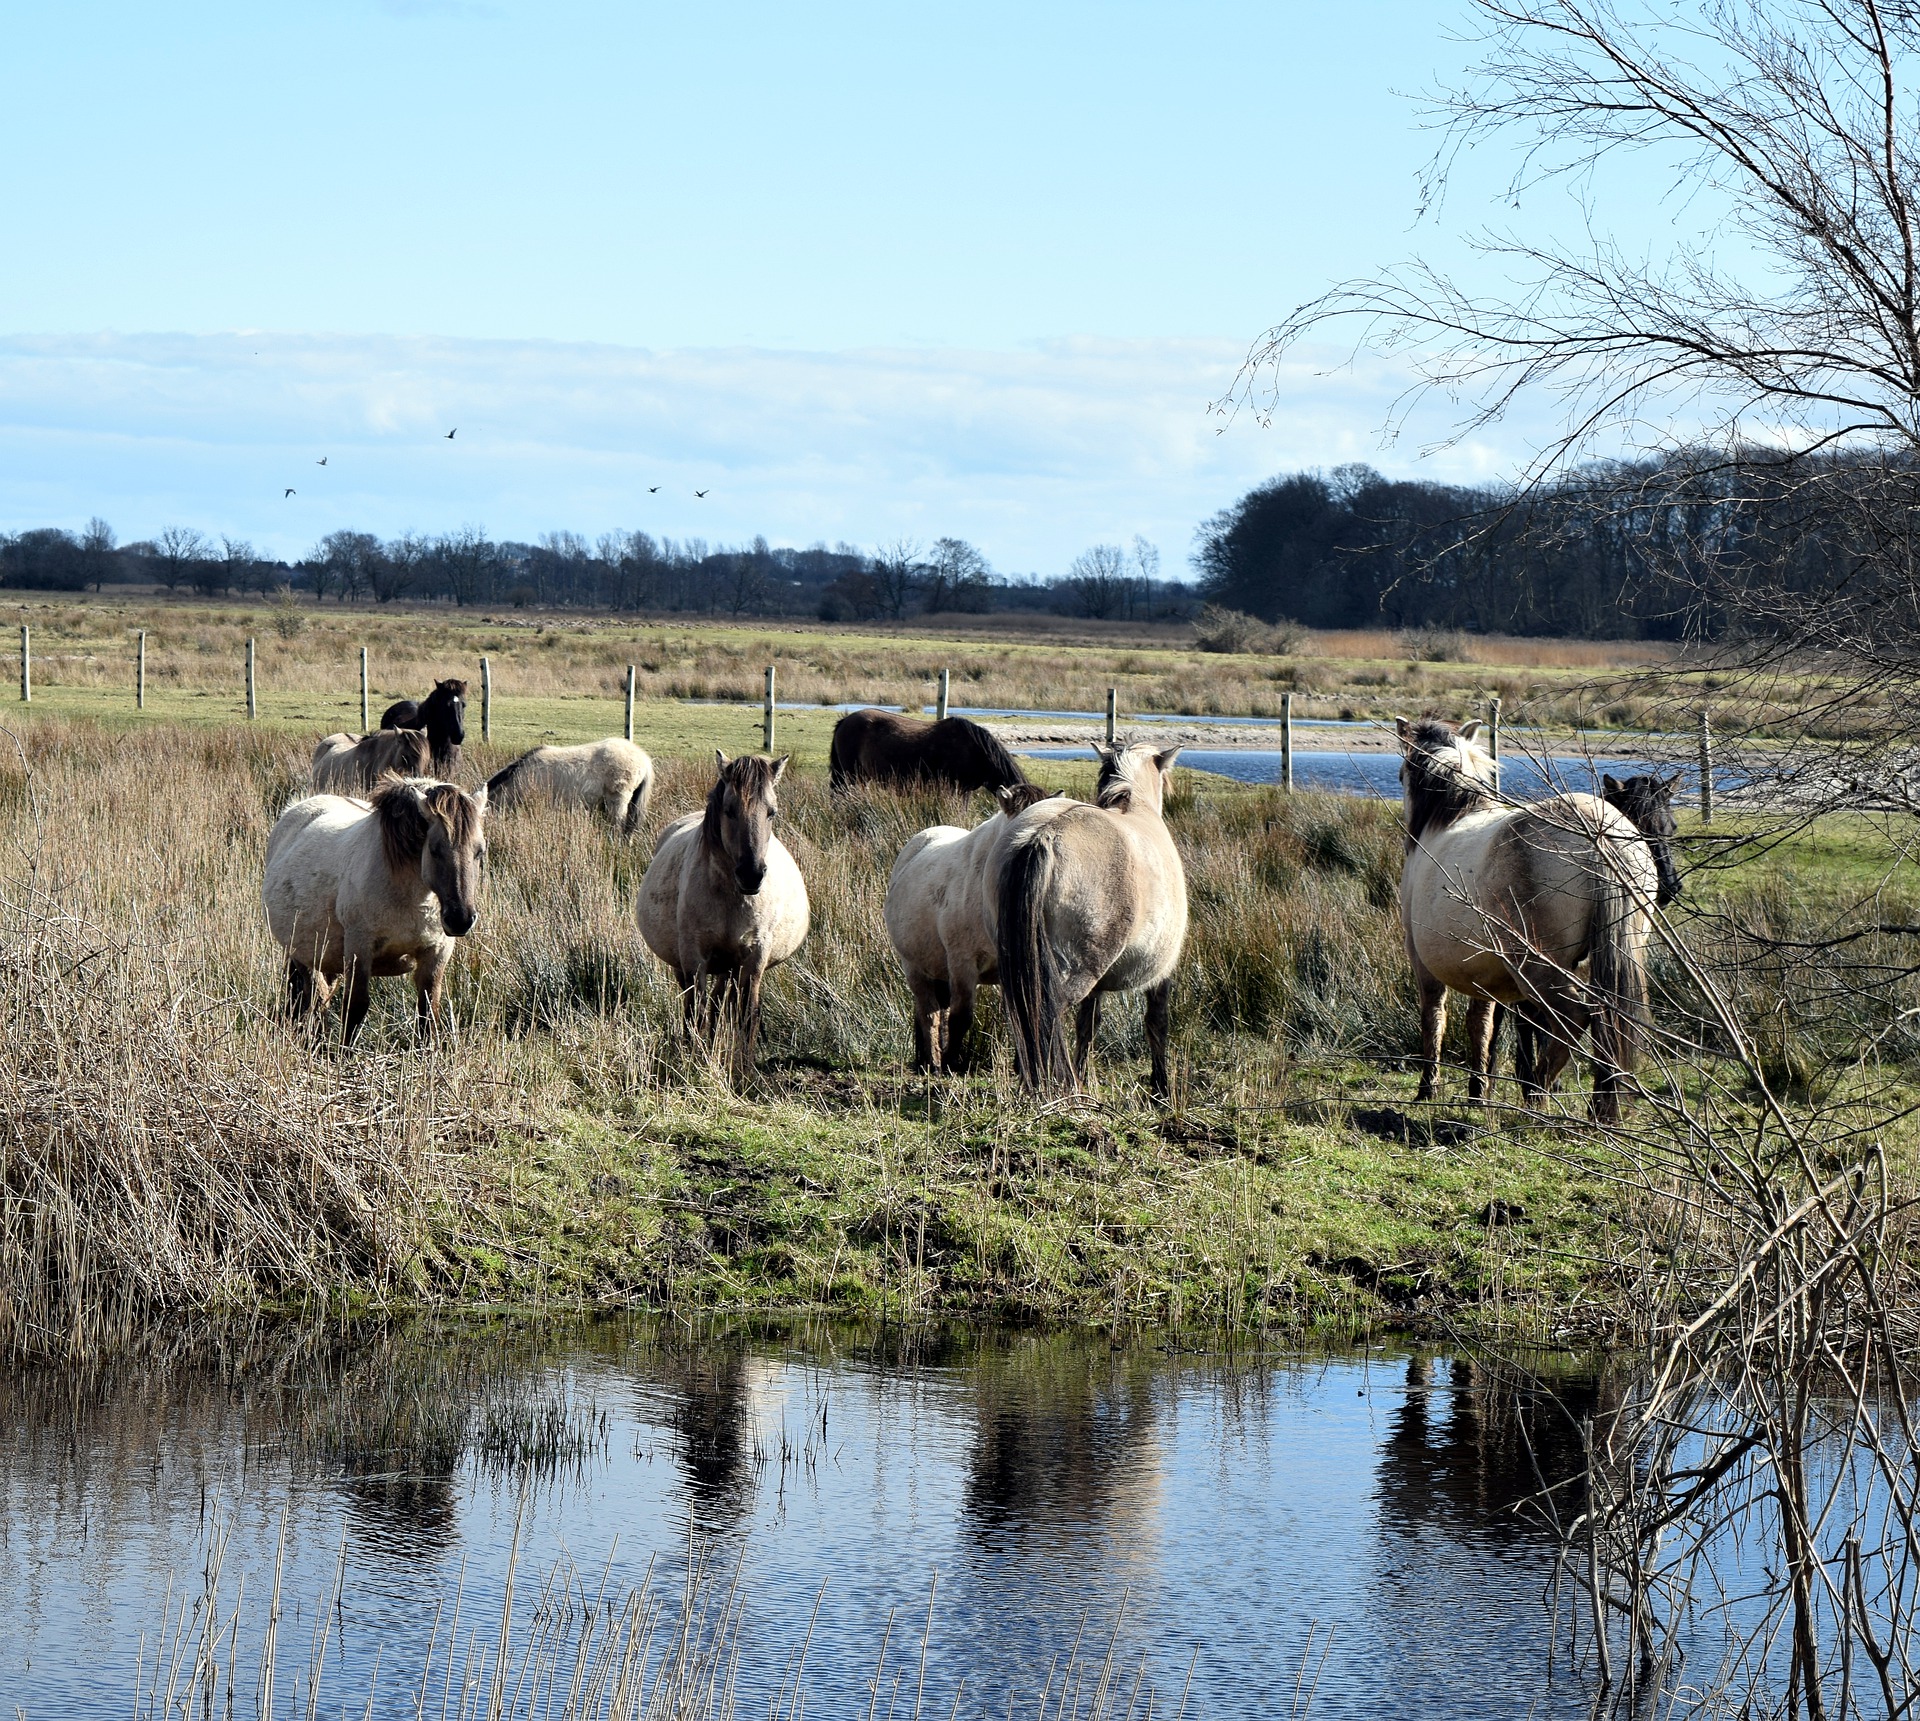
[3,600,1917,1359]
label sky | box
[0,1,1687,575]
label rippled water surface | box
[2,1323,1605,1718]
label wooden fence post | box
[764,666,777,753]
[1488,695,1502,794]
[1105,687,1118,748]
[136,631,145,709]
[1282,691,1294,790]
[246,636,257,719]
[1699,709,1714,825]
[625,664,635,743]
[481,656,492,741]
[359,646,369,732]
[937,667,950,722]
[19,625,28,704]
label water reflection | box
[0,1318,1617,1720]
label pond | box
[2,1321,1612,1719]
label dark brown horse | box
[829,708,1029,794]
[380,678,467,775]
[1603,771,1684,906]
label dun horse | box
[380,678,468,775]
[486,738,654,836]
[263,777,488,1044]
[884,783,1062,1070]
[830,709,1029,794]
[1397,717,1656,1122]
[995,744,1187,1096]
[637,753,809,1071]
[311,728,431,794]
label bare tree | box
[80,518,116,592]
[153,526,206,594]
[1130,535,1160,621]
[923,537,993,613]
[376,532,426,603]
[1062,543,1129,619]
[217,536,256,598]
[870,538,923,621]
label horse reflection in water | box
[650,1345,758,1531]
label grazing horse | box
[884,783,1064,1070]
[311,728,432,794]
[995,744,1187,1097]
[1396,717,1656,1123]
[829,709,1029,795]
[637,752,809,1072]
[486,738,654,836]
[380,678,468,775]
[263,777,488,1044]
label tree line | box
[0,518,1193,623]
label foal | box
[637,753,809,1072]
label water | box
[0,1322,1607,1719]
[1020,745,1701,799]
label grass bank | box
[2,706,1915,1357]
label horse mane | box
[1602,772,1675,836]
[373,778,481,872]
[1096,746,1154,810]
[485,747,538,805]
[702,755,781,849]
[1403,718,1491,840]
[387,728,432,775]
[945,717,1027,787]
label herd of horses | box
[260,685,1686,1117]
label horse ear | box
[1602,773,1623,795]
[471,783,488,815]
[715,749,730,773]
[1459,719,1484,743]
[1661,770,1683,793]
[1155,746,1182,773]
[770,754,790,782]
[1393,716,1411,741]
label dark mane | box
[1095,753,1134,811]
[372,779,482,872]
[485,747,539,806]
[1403,718,1490,841]
[945,717,1027,789]
[702,755,781,850]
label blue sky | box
[0,1,1680,572]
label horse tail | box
[968,720,1028,789]
[1587,840,1649,1123]
[623,758,654,837]
[828,716,857,793]
[486,749,536,808]
[997,832,1068,1091]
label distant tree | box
[1130,536,1160,621]
[819,568,883,622]
[317,530,384,603]
[376,532,426,603]
[923,537,993,613]
[434,525,496,606]
[154,526,207,593]
[724,536,774,615]
[80,517,117,591]
[1061,543,1129,619]
[871,539,923,621]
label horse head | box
[1395,716,1496,839]
[1603,770,1684,905]
[431,679,469,747]
[375,779,488,936]
[1095,743,1181,815]
[705,751,788,896]
[996,783,1059,817]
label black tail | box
[997,834,1068,1091]
[485,750,535,807]
[1587,850,1649,1124]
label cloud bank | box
[0,331,1541,575]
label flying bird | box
[695,489,708,498]
[445,428,457,440]
[649,486,660,493]
[316,456,328,466]
[284,488,296,498]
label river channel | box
[2,1321,1612,1718]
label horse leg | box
[1465,998,1497,1105]
[414,951,448,1041]
[906,971,944,1072]
[1144,978,1174,1102]
[1413,964,1448,1102]
[1073,993,1102,1089]
[338,944,375,1047]
[945,971,979,1074]
[285,958,318,1023]
[737,965,767,1077]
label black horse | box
[380,678,467,776]
[1602,770,1684,906]
[828,708,1028,794]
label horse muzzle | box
[442,904,479,937]
[735,866,767,896]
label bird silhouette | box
[316,456,328,466]
[284,488,296,498]
[649,486,660,493]
[445,428,457,440]
[695,489,708,498]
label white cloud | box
[0,331,1546,574]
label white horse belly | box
[886,826,966,981]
